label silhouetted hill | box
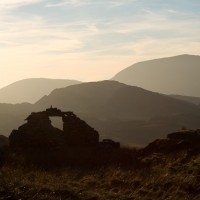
[170,94,200,105]
[34,81,200,145]
[0,78,81,104]
[35,81,199,120]
[113,54,200,97]
[1,81,200,146]
[0,103,34,135]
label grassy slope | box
[0,153,200,200]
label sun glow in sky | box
[0,0,200,87]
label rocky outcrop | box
[167,129,200,143]
[141,130,200,156]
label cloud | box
[45,0,137,8]
[0,0,44,11]
[0,0,199,87]
[1,1,199,55]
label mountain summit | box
[113,55,200,97]
[0,78,81,104]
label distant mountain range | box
[1,54,200,145]
[1,54,200,105]
[1,81,200,146]
[0,78,81,104]
[113,54,200,97]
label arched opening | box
[49,117,63,131]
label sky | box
[0,0,200,88]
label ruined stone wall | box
[9,108,99,156]
[63,114,99,147]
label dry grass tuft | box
[0,151,200,200]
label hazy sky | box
[0,0,200,88]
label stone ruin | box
[9,107,99,159]
[9,107,121,166]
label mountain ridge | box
[35,80,200,120]
[113,54,200,97]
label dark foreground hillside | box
[0,154,199,200]
[0,130,200,200]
